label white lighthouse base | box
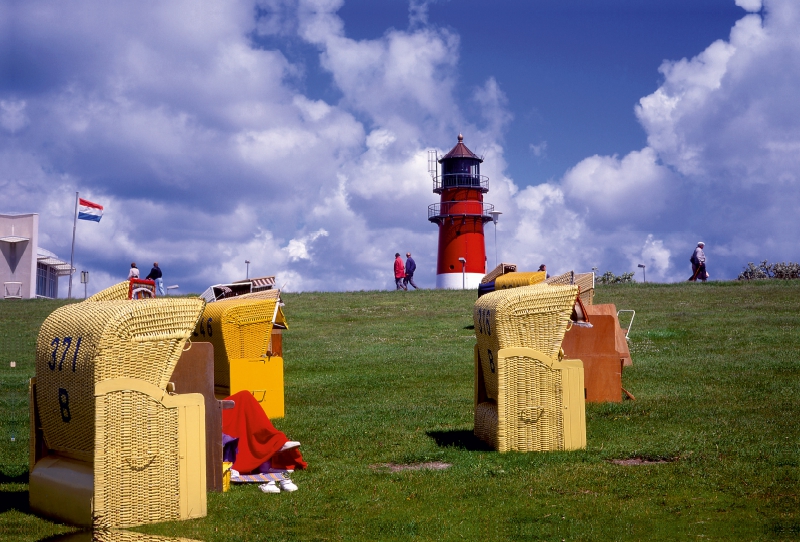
[436,272,485,290]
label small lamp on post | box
[489,211,502,267]
[80,271,89,299]
[245,260,250,280]
[638,263,646,283]
[458,257,467,290]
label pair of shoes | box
[279,440,301,452]
[259,481,280,494]
[279,478,298,492]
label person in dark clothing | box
[404,252,419,290]
[146,262,165,295]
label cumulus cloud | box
[284,229,329,261]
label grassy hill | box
[1,281,798,540]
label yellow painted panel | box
[229,356,285,419]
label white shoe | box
[259,481,280,494]
[279,478,298,492]
[279,441,301,452]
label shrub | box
[596,271,636,284]
[737,260,800,280]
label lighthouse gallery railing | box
[432,174,489,193]
[428,201,494,222]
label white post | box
[68,192,78,299]
[459,257,466,290]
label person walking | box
[689,242,708,282]
[146,262,165,295]
[394,253,407,290]
[128,262,140,280]
[404,252,419,290]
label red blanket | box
[222,390,307,473]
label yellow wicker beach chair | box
[86,281,132,301]
[545,271,595,305]
[473,284,586,452]
[494,271,546,290]
[29,299,207,528]
[481,263,517,284]
[192,297,287,418]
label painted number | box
[58,388,71,423]
[476,309,491,336]
[488,349,495,373]
[49,336,81,372]
[194,317,213,338]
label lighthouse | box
[428,134,493,289]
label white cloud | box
[1,101,29,133]
[283,229,329,262]
[736,0,762,12]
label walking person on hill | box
[394,253,407,290]
[689,242,708,282]
[128,262,139,280]
[146,262,165,295]
[404,252,419,290]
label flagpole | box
[68,191,78,299]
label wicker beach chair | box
[473,284,586,452]
[192,297,287,418]
[545,271,595,305]
[481,263,517,284]
[29,298,207,528]
[494,271,546,290]
[86,281,132,301]
[86,279,158,301]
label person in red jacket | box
[394,253,407,290]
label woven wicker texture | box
[93,386,181,528]
[86,281,132,301]
[574,272,595,305]
[544,270,573,286]
[494,271,546,290]
[545,270,594,305]
[191,298,279,391]
[94,531,203,542]
[473,284,578,400]
[34,299,205,456]
[481,263,517,284]
[473,349,586,452]
[236,289,281,301]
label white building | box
[1,213,72,299]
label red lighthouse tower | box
[428,134,493,289]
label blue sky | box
[3,0,796,295]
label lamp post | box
[80,271,89,299]
[489,211,502,267]
[245,260,250,279]
[458,257,466,290]
[638,263,646,283]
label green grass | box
[1,282,799,540]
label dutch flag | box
[78,198,103,222]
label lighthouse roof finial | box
[439,133,482,162]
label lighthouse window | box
[450,264,455,270]
[456,231,461,236]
